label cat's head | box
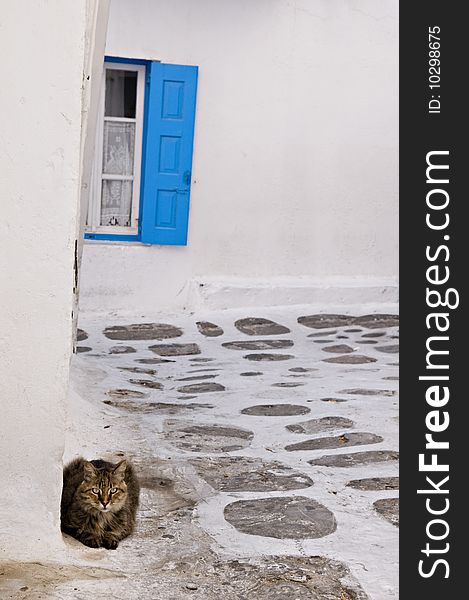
[78,460,128,513]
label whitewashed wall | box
[0,0,109,559]
[80,0,398,313]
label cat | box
[61,457,140,549]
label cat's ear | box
[83,461,97,481]
[113,460,127,481]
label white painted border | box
[183,277,399,312]
[78,242,399,314]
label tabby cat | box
[61,457,140,549]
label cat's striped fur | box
[61,457,140,549]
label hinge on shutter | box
[146,71,151,85]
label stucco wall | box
[80,0,398,313]
[0,0,108,559]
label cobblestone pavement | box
[1,307,398,600]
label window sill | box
[83,232,189,247]
[84,232,140,242]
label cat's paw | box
[103,539,119,550]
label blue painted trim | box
[104,55,154,66]
[84,233,139,242]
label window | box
[87,62,144,236]
[85,58,198,245]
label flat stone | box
[359,340,378,344]
[298,314,354,329]
[188,368,221,373]
[320,397,348,403]
[362,331,386,338]
[177,374,218,382]
[103,400,213,414]
[222,339,293,350]
[272,382,304,388]
[109,345,136,354]
[353,314,399,329]
[289,367,318,372]
[286,416,354,434]
[119,366,157,375]
[241,404,310,416]
[189,357,215,362]
[106,388,147,399]
[176,425,255,441]
[347,476,399,491]
[244,353,294,361]
[376,345,399,354]
[235,317,290,336]
[224,496,336,539]
[308,330,338,337]
[164,421,254,453]
[177,382,225,394]
[309,450,399,467]
[286,374,318,380]
[323,354,377,364]
[76,346,91,353]
[286,432,383,451]
[196,321,224,337]
[312,339,333,343]
[383,376,399,381]
[374,498,399,527]
[240,371,263,376]
[103,322,183,340]
[339,388,396,396]
[190,456,313,492]
[344,328,362,333]
[149,342,201,356]
[128,379,163,390]
[222,556,368,600]
[77,328,88,341]
[135,357,175,364]
[322,344,355,354]
[298,313,399,330]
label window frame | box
[85,58,147,240]
[84,57,198,246]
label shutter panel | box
[140,63,198,245]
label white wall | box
[0,0,109,559]
[80,0,398,313]
[75,0,111,326]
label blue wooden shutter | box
[140,62,198,245]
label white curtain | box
[100,122,135,227]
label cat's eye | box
[91,488,99,494]
[110,487,118,494]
